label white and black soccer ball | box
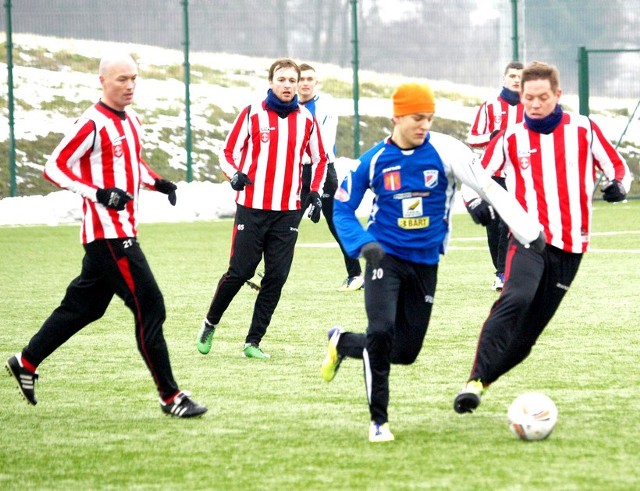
[507,392,558,441]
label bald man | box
[5,53,207,418]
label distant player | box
[298,63,364,292]
[466,61,524,291]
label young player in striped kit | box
[5,53,207,418]
[298,63,364,292]
[196,58,327,359]
[320,83,544,442]
[467,61,525,291]
[454,61,631,414]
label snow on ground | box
[0,157,465,227]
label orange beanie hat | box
[392,83,436,117]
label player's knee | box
[391,346,420,365]
[366,329,392,353]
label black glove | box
[96,187,133,211]
[466,197,495,226]
[303,191,322,223]
[230,172,252,191]
[601,179,626,203]
[321,163,339,198]
[361,241,385,268]
[525,231,546,254]
[155,178,177,206]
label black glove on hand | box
[303,191,322,223]
[466,197,495,226]
[525,231,546,254]
[155,178,177,206]
[361,241,385,268]
[96,187,133,211]
[601,179,626,203]
[230,172,252,191]
[322,163,339,198]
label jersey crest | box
[113,143,123,158]
[423,170,438,188]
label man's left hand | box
[303,191,322,223]
[155,179,177,206]
[601,179,626,203]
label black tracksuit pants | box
[468,239,582,385]
[336,255,438,425]
[205,204,300,345]
[22,238,179,399]
[486,176,509,275]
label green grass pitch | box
[1,200,638,490]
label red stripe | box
[106,241,161,390]
[242,111,256,205]
[577,125,590,252]
[528,131,552,242]
[123,115,138,232]
[281,114,298,209]
[553,121,573,250]
[308,116,326,193]
[505,133,527,211]
[262,111,279,209]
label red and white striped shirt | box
[220,101,327,211]
[468,96,525,179]
[482,112,631,253]
[468,96,525,148]
[44,102,160,244]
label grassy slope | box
[2,40,638,199]
[0,201,638,490]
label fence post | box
[351,0,360,159]
[182,0,193,182]
[5,0,17,196]
[511,0,519,61]
[578,46,589,116]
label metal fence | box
[2,0,639,198]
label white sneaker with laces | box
[337,275,364,292]
[369,422,395,443]
[492,273,505,291]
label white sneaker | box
[337,275,364,292]
[369,422,395,443]
[492,273,504,291]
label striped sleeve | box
[589,118,632,191]
[306,116,328,194]
[44,118,99,201]
[219,105,251,180]
[467,101,493,147]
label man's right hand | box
[361,241,385,268]
[466,197,495,226]
[525,231,546,254]
[96,187,133,211]
[230,172,252,191]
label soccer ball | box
[507,392,558,441]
